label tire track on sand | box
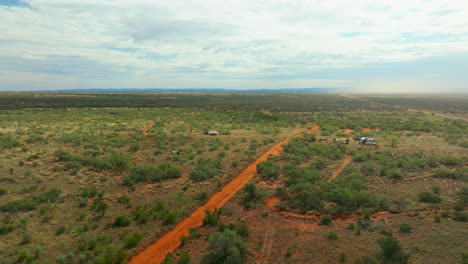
[129,125,320,264]
[328,155,351,182]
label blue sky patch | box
[0,0,30,7]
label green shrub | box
[257,159,280,180]
[0,199,36,212]
[203,210,219,227]
[399,223,412,233]
[452,211,468,222]
[0,189,6,195]
[433,168,457,179]
[163,212,177,225]
[328,231,338,240]
[53,149,72,161]
[34,188,62,203]
[124,232,142,248]
[319,215,332,226]
[236,223,249,238]
[79,187,97,198]
[55,225,66,236]
[64,161,81,170]
[189,159,220,182]
[441,156,462,167]
[419,192,441,203]
[0,134,20,149]
[20,233,32,245]
[117,195,130,204]
[113,215,131,227]
[177,252,191,264]
[124,163,181,186]
[206,229,248,264]
[0,225,14,235]
[377,235,409,263]
[339,252,347,263]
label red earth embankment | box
[129,125,320,264]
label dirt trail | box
[266,195,416,224]
[328,155,352,182]
[142,122,154,135]
[129,125,320,264]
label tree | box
[377,235,409,263]
[206,229,248,264]
[257,160,280,180]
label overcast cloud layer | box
[1,0,468,92]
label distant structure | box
[355,137,376,145]
[205,130,220,135]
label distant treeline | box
[0,93,395,112]
[359,95,468,113]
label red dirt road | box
[129,125,320,264]
[328,155,351,182]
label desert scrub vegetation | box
[189,157,222,182]
[123,163,181,186]
[0,93,466,263]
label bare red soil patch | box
[342,128,354,134]
[129,125,320,264]
[363,127,380,132]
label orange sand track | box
[328,155,352,182]
[129,125,320,264]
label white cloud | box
[1,0,468,91]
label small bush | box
[113,215,131,227]
[0,189,6,195]
[452,211,468,222]
[177,252,191,264]
[163,212,177,225]
[0,199,36,212]
[124,232,142,248]
[328,231,338,240]
[20,233,32,245]
[117,195,130,204]
[339,252,347,263]
[419,192,441,203]
[64,161,81,170]
[203,210,219,227]
[0,225,14,235]
[377,235,409,263]
[34,188,62,203]
[257,159,280,180]
[319,215,332,226]
[55,225,66,236]
[399,223,412,233]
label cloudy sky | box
[1,0,468,92]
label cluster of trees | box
[277,161,388,214]
[257,160,280,180]
[54,150,131,173]
[0,93,395,112]
[282,134,344,164]
[190,158,222,182]
[0,189,62,213]
[353,150,465,181]
[123,163,181,186]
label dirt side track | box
[129,125,320,264]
